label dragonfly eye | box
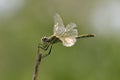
[41,36,49,43]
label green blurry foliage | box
[0,0,120,80]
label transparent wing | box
[64,23,78,38]
[63,29,78,37]
[60,37,77,47]
[54,13,64,27]
[66,23,77,31]
[60,23,78,47]
[53,13,65,37]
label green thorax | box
[48,35,61,44]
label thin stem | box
[32,47,42,80]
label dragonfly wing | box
[60,23,78,47]
[53,13,66,37]
[64,23,78,38]
[63,29,78,37]
[66,23,77,31]
[60,37,77,47]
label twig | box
[32,47,42,80]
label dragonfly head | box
[41,36,49,43]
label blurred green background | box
[0,0,120,80]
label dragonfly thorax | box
[48,35,61,44]
[41,36,61,45]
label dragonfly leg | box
[38,43,49,51]
[41,45,53,58]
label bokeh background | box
[0,0,120,80]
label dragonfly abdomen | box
[76,34,95,39]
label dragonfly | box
[38,13,95,58]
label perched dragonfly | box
[38,13,95,58]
